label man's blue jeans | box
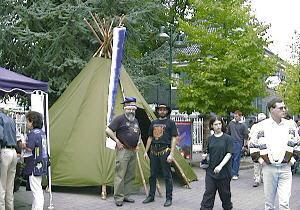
[231,141,242,176]
[262,164,292,210]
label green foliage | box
[124,0,192,96]
[176,0,277,115]
[278,64,300,115]
[0,0,168,105]
[0,0,95,104]
[278,32,300,115]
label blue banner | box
[176,121,193,159]
[106,27,126,125]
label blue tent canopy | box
[0,67,48,93]
[0,67,53,207]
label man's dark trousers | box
[148,151,173,200]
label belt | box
[1,145,15,149]
[151,144,170,149]
[124,145,137,151]
[150,147,171,156]
[270,163,288,167]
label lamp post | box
[158,26,173,108]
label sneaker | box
[252,182,259,187]
[232,176,239,180]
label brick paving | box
[14,159,300,210]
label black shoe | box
[115,201,123,207]
[142,196,154,204]
[252,182,259,187]
[124,197,135,203]
[164,199,172,207]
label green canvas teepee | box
[50,57,197,187]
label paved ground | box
[14,157,300,210]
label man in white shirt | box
[251,98,299,210]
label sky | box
[251,0,300,62]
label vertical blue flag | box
[106,27,126,125]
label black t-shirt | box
[148,118,178,145]
[108,114,140,148]
[206,133,233,179]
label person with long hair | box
[143,104,178,207]
[200,116,233,210]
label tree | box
[0,0,96,104]
[278,31,300,115]
[176,0,277,115]
[278,65,300,115]
[0,0,168,105]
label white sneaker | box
[232,176,239,180]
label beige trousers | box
[0,148,17,210]
[253,162,263,183]
[114,149,137,202]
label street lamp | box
[158,26,173,108]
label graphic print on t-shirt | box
[153,124,166,140]
[126,121,140,134]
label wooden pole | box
[93,46,102,58]
[94,14,106,38]
[101,185,107,200]
[156,180,163,197]
[136,152,148,196]
[118,14,125,27]
[89,12,104,38]
[172,159,191,189]
[83,18,102,44]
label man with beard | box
[143,104,178,207]
[106,97,141,207]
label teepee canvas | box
[50,57,197,187]
[49,15,197,190]
[50,57,154,186]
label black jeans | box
[200,173,232,210]
[148,151,173,200]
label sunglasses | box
[275,106,286,110]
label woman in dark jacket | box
[21,111,48,210]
